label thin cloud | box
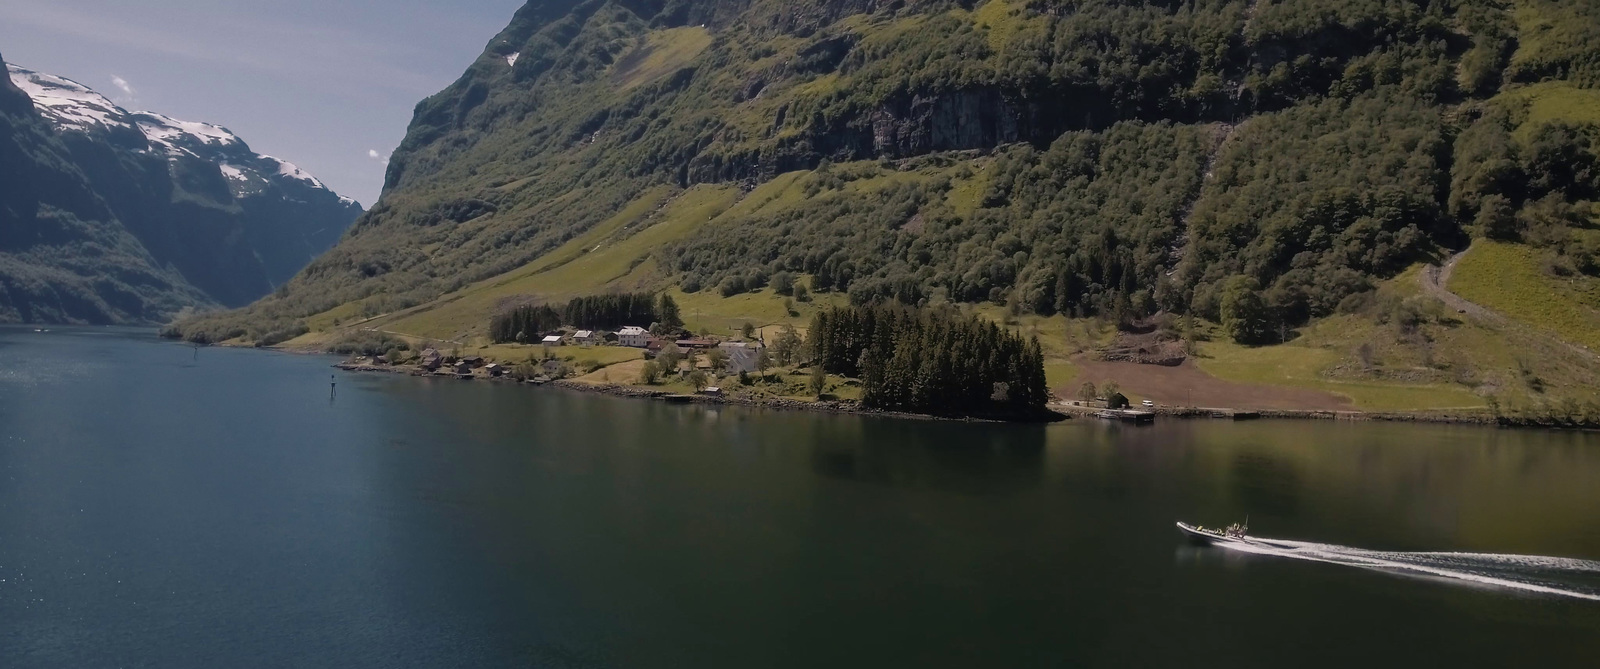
[110,74,134,95]
[368,149,389,165]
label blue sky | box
[0,0,526,206]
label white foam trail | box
[1214,538,1600,602]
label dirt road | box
[1420,249,1597,362]
[1419,250,1501,324]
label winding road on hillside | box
[1419,249,1501,324]
[1420,248,1598,362]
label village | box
[336,322,786,400]
[331,321,1390,424]
[333,320,1249,424]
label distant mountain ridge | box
[0,54,362,323]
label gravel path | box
[1420,248,1598,362]
[1419,249,1501,324]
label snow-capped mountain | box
[9,65,356,208]
[2,60,363,318]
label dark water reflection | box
[1,327,1597,668]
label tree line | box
[808,305,1049,417]
[489,293,679,343]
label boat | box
[1176,520,1250,546]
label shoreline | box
[1054,401,1600,430]
[152,325,1598,431]
[329,360,1597,430]
[331,361,1036,423]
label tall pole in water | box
[330,374,337,402]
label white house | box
[618,326,650,348]
[574,330,596,346]
[718,341,766,374]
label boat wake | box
[1213,537,1600,601]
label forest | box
[167,0,1600,350]
[488,292,677,342]
[809,305,1049,417]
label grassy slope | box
[377,185,735,341]
[1196,340,1487,411]
[612,26,713,91]
[287,186,1592,413]
[1192,266,1483,410]
[1449,240,1600,352]
[283,172,1595,415]
[1495,82,1600,140]
[970,0,1026,51]
[1191,250,1600,411]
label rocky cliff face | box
[8,64,363,308]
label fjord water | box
[2,328,1597,667]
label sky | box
[0,0,527,206]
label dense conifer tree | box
[808,305,1048,416]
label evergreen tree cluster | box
[490,292,659,342]
[808,305,1049,416]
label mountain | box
[0,55,362,324]
[1,50,209,324]
[173,1,1600,409]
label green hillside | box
[173,0,1600,411]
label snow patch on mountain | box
[262,155,324,188]
[7,62,349,204]
[136,111,241,148]
[506,52,520,67]
[7,65,128,133]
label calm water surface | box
[2,327,1598,667]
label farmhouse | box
[718,341,766,374]
[618,326,650,348]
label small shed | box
[419,348,443,371]
[699,387,723,397]
[485,363,503,377]
[541,335,565,346]
[453,360,473,375]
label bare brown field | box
[1064,356,1354,411]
